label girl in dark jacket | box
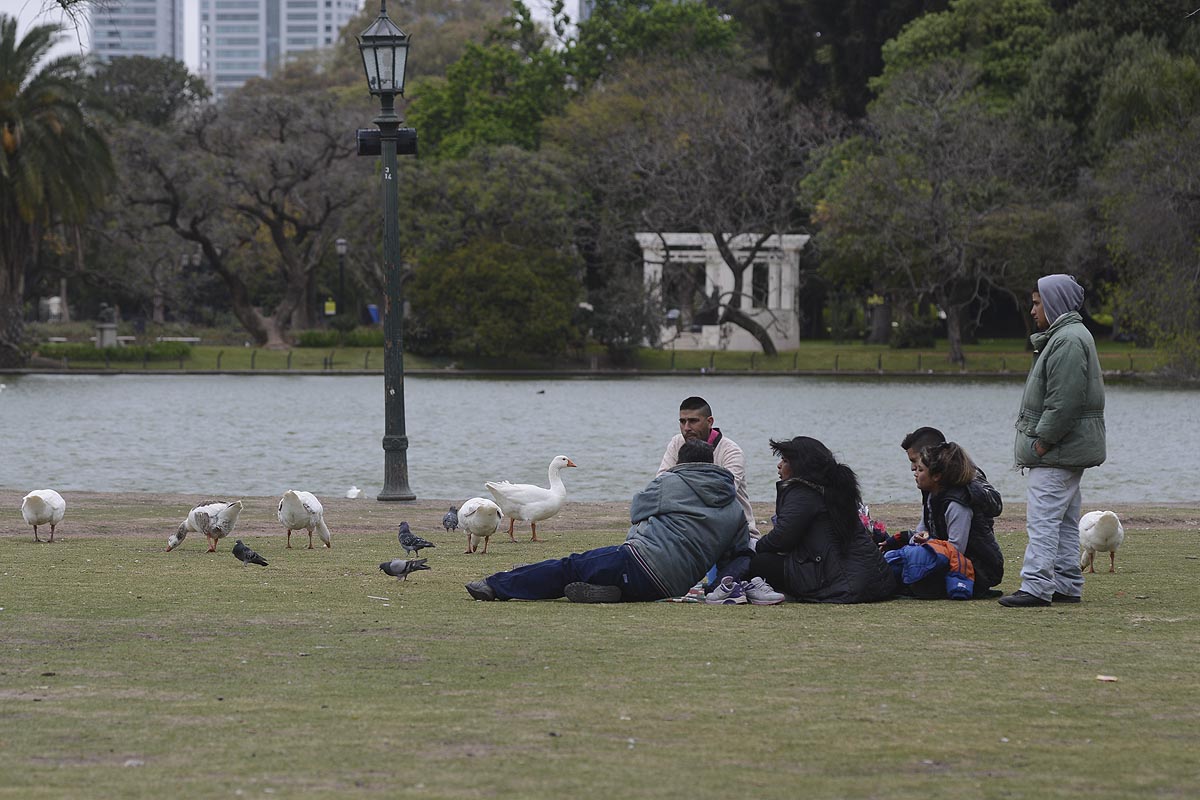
[914,442,1005,595]
[751,436,896,603]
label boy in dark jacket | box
[465,441,753,603]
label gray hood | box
[1037,274,1084,325]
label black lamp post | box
[335,237,348,317]
[358,0,415,501]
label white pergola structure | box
[637,232,810,351]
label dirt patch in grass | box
[6,490,1198,544]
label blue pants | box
[485,544,664,602]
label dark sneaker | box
[564,582,622,603]
[1051,592,1082,604]
[998,590,1051,607]
[465,580,496,601]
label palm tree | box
[0,16,114,366]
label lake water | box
[1,374,1196,507]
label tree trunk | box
[720,305,779,356]
[0,216,35,367]
[866,294,892,345]
[945,305,965,365]
[0,296,23,367]
[59,277,71,323]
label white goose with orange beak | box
[485,455,576,542]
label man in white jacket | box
[658,396,759,538]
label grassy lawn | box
[2,492,1198,798]
[24,338,1167,376]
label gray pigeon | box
[398,521,435,557]
[442,506,459,533]
[232,539,268,567]
[379,558,430,581]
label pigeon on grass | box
[398,522,435,557]
[442,506,459,533]
[232,539,268,567]
[379,558,430,581]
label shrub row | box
[38,342,193,362]
[295,327,385,348]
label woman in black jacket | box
[751,436,896,603]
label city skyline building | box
[89,0,185,62]
[199,0,361,98]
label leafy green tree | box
[1091,36,1200,150]
[718,0,949,117]
[0,17,114,366]
[548,57,837,355]
[567,0,739,89]
[407,239,578,357]
[873,0,1053,106]
[1097,115,1200,375]
[118,75,371,347]
[88,56,210,125]
[1048,0,1198,52]
[405,3,568,159]
[330,0,514,87]
[814,61,1066,362]
[400,144,578,256]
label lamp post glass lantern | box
[358,1,415,501]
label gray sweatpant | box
[1019,466,1085,600]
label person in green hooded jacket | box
[1000,274,1106,608]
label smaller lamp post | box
[335,237,348,318]
[358,0,415,501]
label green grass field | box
[3,494,1198,798]
[24,336,1167,376]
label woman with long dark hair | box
[751,436,896,603]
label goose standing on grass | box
[21,489,66,542]
[1080,510,1124,573]
[459,497,503,554]
[278,490,332,549]
[167,500,243,552]
[485,455,576,542]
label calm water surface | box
[1,374,1195,508]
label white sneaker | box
[705,576,748,605]
[742,577,785,605]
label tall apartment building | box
[89,0,185,62]
[199,0,362,99]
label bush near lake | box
[36,341,192,362]
[295,327,385,348]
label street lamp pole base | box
[378,435,416,501]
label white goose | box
[277,490,332,549]
[167,500,243,553]
[1079,510,1124,573]
[21,489,66,543]
[485,455,576,542]
[459,496,503,554]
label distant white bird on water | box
[486,455,576,542]
[459,497,503,554]
[167,500,243,553]
[345,485,363,499]
[1080,510,1125,573]
[21,489,66,543]
[277,490,332,549]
